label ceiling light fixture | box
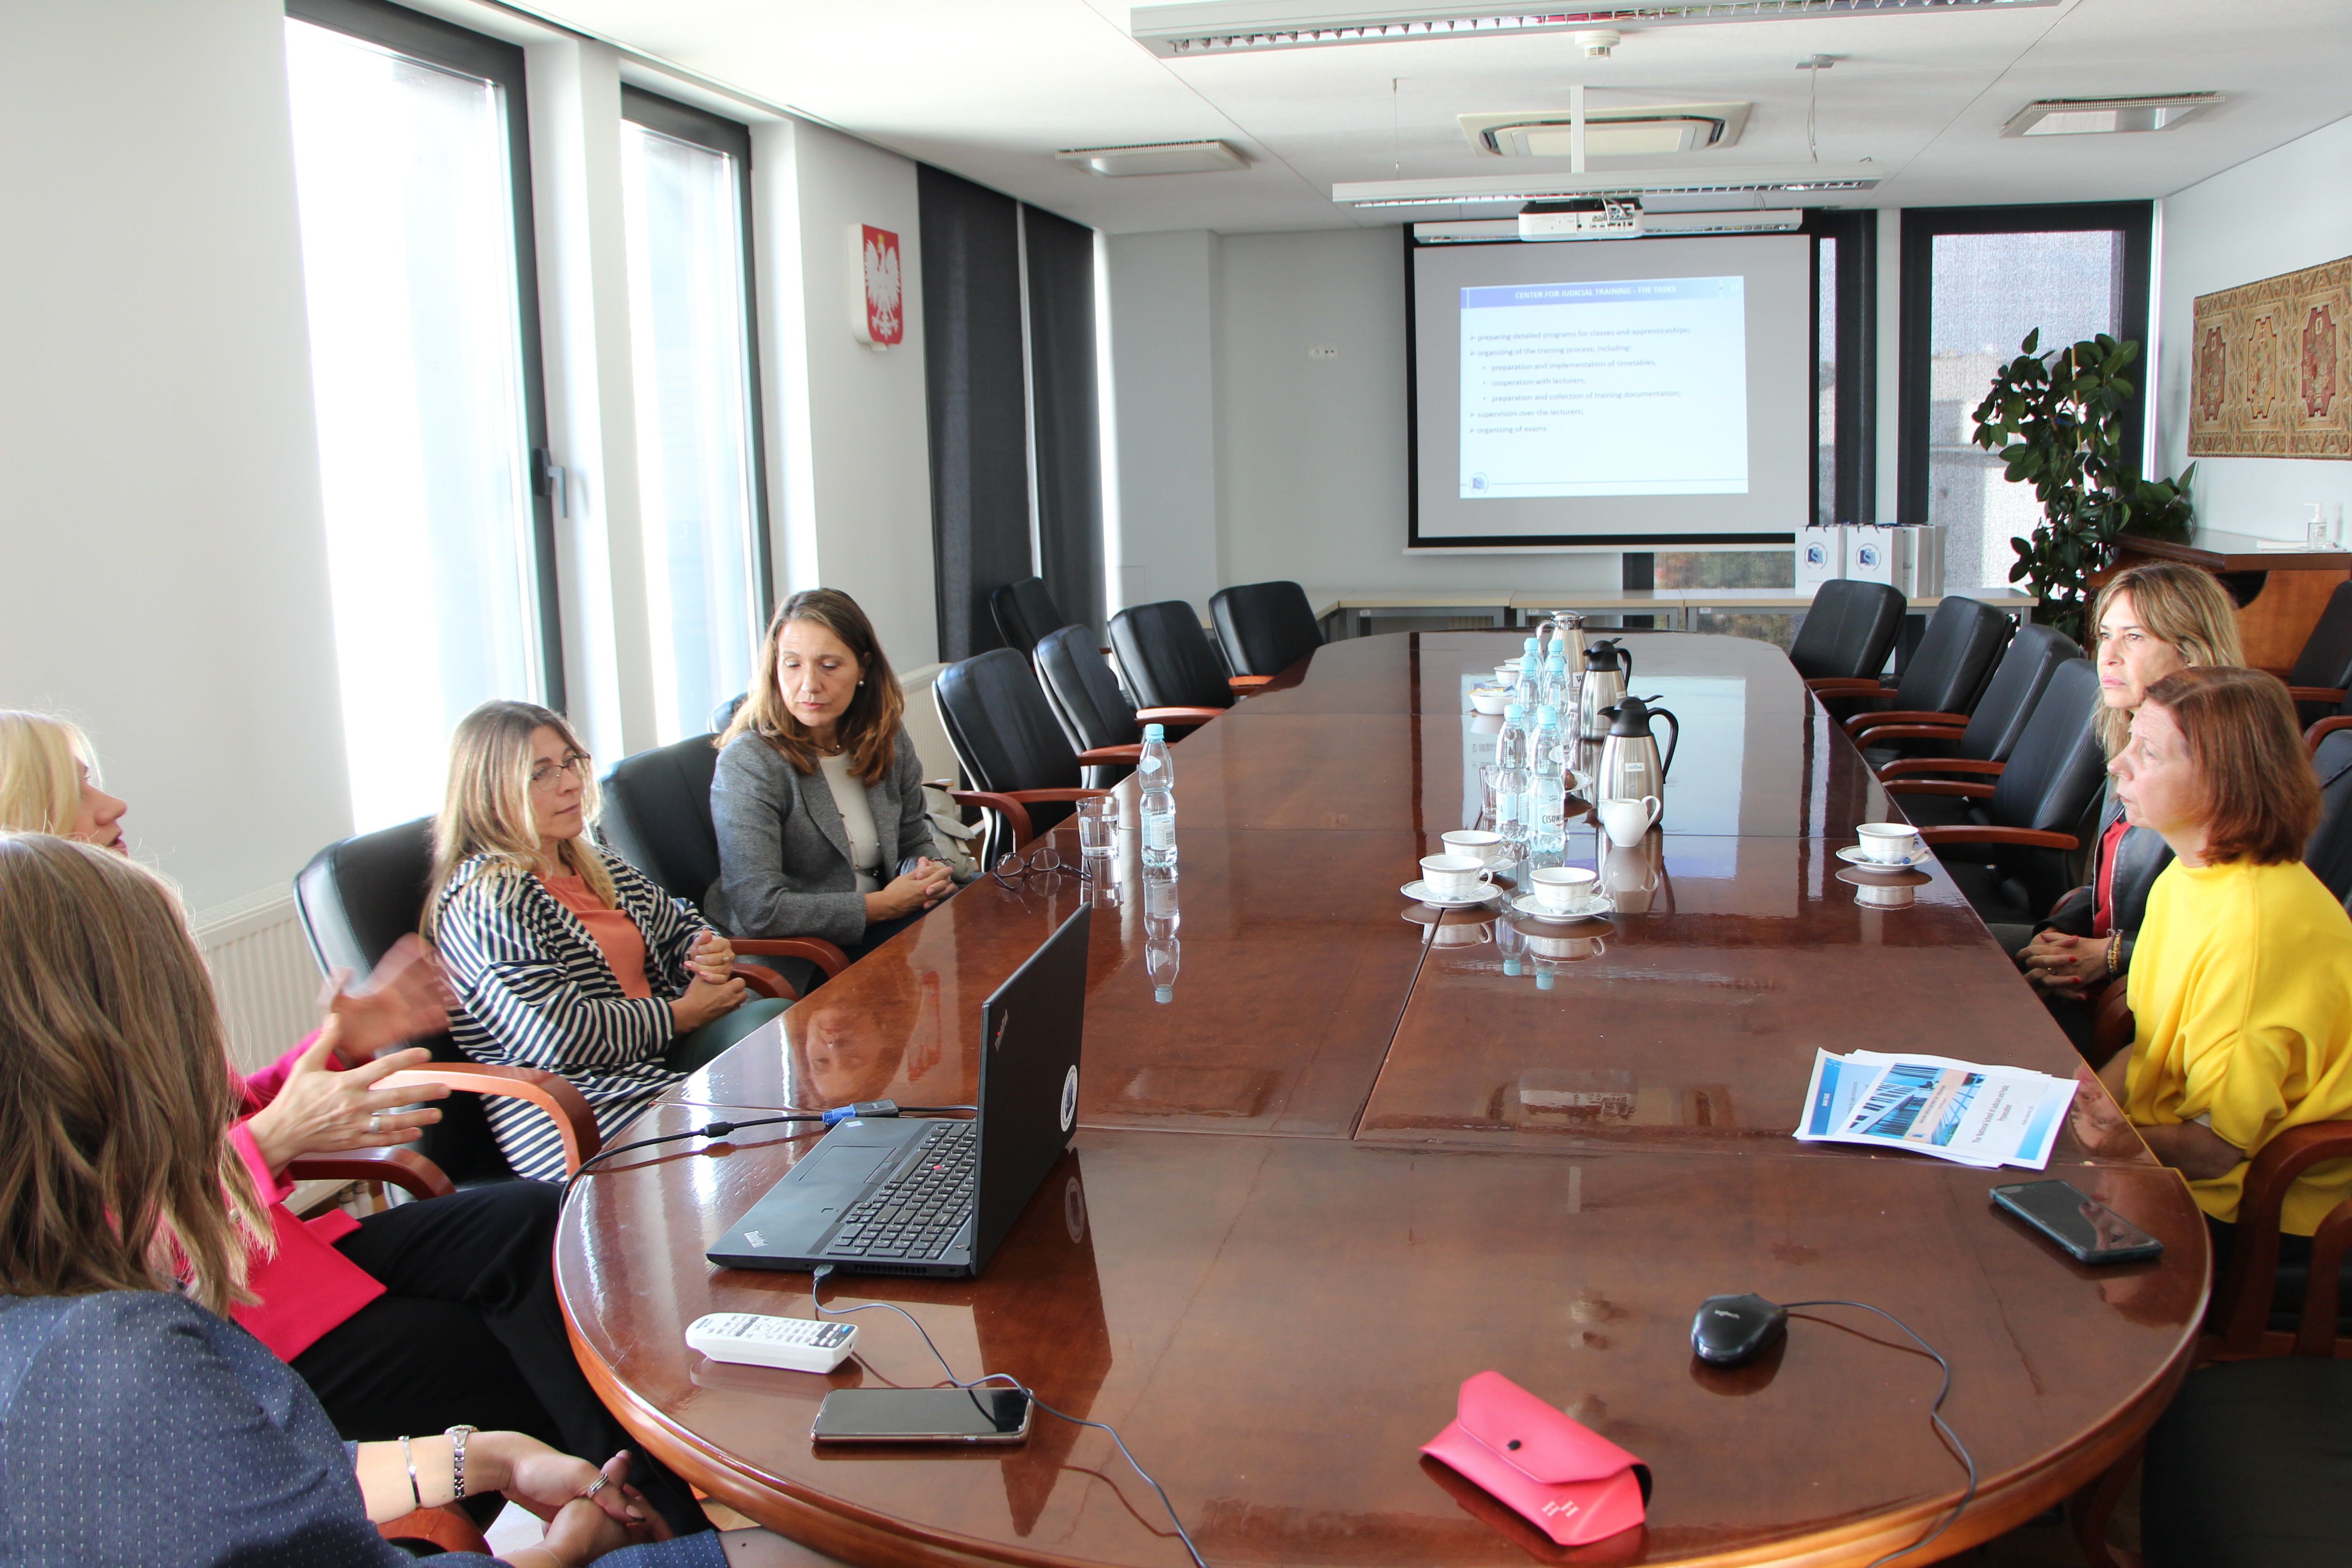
[1129,0,2058,59]
[1999,93,2224,137]
[1055,140,1250,175]
[1460,102,1751,157]
[1333,162,1879,208]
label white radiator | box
[192,889,323,1076]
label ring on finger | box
[368,1111,382,1135]
[579,1475,609,1499]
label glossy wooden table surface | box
[560,632,2206,1568]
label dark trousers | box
[289,1180,706,1537]
[665,996,792,1076]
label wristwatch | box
[447,1425,479,1499]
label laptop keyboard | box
[823,1120,978,1262]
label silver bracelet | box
[399,1435,422,1511]
[447,1425,478,1499]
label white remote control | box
[686,1313,858,1373]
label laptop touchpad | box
[795,1141,898,1189]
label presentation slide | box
[1412,234,1810,546]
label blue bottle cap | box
[1143,723,1166,741]
[1154,985,1174,1004]
[1537,705,1558,726]
[1536,969,1555,991]
[1502,956,1522,977]
[1504,703,1523,724]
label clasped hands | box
[2015,928,2112,996]
[872,856,956,920]
[671,930,748,1031]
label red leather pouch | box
[1421,1370,1651,1547]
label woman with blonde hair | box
[2014,562,2245,1054]
[0,709,715,1540]
[0,831,730,1567]
[427,701,784,1181]
[709,589,958,994]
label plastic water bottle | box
[1144,862,1181,1003]
[1138,723,1176,867]
[1494,701,1528,770]
[1529,704,1566,846]
[1492,703,1529,837]
[1544,652,1569,723]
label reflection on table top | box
[564,631,2201,1568]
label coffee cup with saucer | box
[1514,865,1605,922]
[1406,854,1499,906]
[1840,822,1927,869]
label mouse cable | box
[562,1102,981,1194]
[1780,1299,1976,1568]
[810,1264,1207,1568]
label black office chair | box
[990,577,1071,658]
[597,734,849,991]
[2283,581,2352,725]
[1210,580,1323,680]
[1033,624,1224,782]
[1110,600,1269,712]
[1851,622,2081,774]
[1816,594,2010,725]
[294,818,602,1186]
[708,693,746,732]
[2306,721,2352,910]
[1884,657,2108,925]
[932,649,1127,861]
[1788,579,1908,689]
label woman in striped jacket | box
[426,701,789,1181]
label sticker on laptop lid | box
[1060,1066,1079,1132]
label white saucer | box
[1402,880,1504,909]
[1512,892,1612,923]
[1837,843,1932,870]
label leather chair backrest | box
[2290,582,2352,690]
[2309,728,2352,909]
[599,734,725,905]
[1986,657,2107,834]
[1788,579,1907,682]
[1959,624,2082,763]
[1109,601,1233,711]
[934,648,1084,798]
[1210,580,1322,678]
[708,693,747,733]
[1035,623,1138,753]
[1891,596,2011,716]
[990,577,1069,658]
[292,817,508,1183]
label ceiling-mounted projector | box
[1519,198,1643,240]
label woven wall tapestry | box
[2189,254,2352,459]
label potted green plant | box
[1970,330,2195,645]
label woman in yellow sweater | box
[2097,666,2352,1241]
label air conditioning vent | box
[1461,103,1749,159]
[1055,139,1249,176]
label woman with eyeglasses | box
[426,702,786,1183]
[708,590,960,995]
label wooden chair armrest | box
[2287,686,2348,706]
[1842,709,1969,738]
[733,937,850,979]
[2213,1119,2352,1350]
[2305,714,2352,755]
[1229,674,1276,691]
[286,1148,456,1202]
[1882,779,1997,799]
[377,1065,603,1176]
[2295,1198,2352,1357]
[1877,757,2006,780]
[1854,724,1970,748]
[731,963,796,1003]
[1076,745,1142,764]
[380,1504,490,1555]
[1136,706,1225,725]
[1913,825,2079,850]
[1805,677,1891,694]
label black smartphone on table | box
[812,1387,1033,1444]
[1991,1179,2165,1264]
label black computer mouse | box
[1691,1293,1788,1366]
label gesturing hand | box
[321,934,452,1059]
[242,1020,448,1175]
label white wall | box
[0,0,353,914]
[2157,113,2352,542]
[1107,226,1624,617]
[764,119,940,670]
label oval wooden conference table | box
[559,631,2207,1568]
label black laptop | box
[706,907,1089,1279]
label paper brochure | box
[1794,1049,2076,1171]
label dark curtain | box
[1022,206,1104,637]
[918,165,1031,663]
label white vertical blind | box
[284,19,544,830]
[620,124,760,742]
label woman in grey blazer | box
[708,590,957,992]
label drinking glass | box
[1076,794,1117,856]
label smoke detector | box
[1460,102,1749,158]
[1576,28,1620,55]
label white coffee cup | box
[1597,796,1662,848]
[1420,853,1495,900]
[1854,880,1916,909]
[1855,822,1923,865]
[1528,931,1607,961]
[1531,864,1599,914]
[1443,829,1506,868]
